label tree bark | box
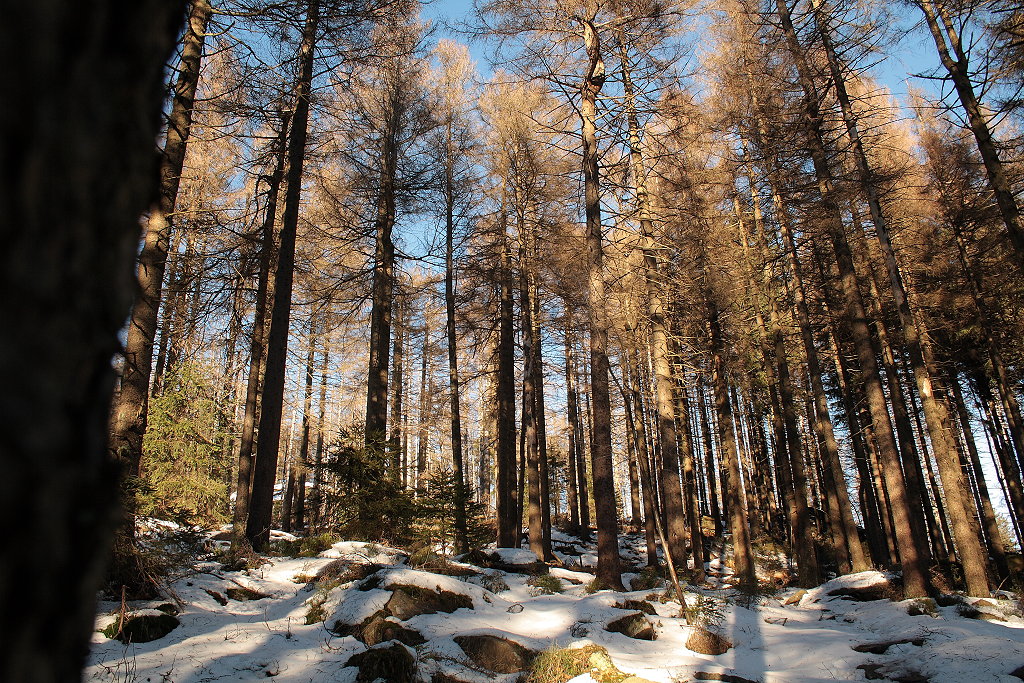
[774,0,930,597]
[496,218,518,546]
[109,0,212,474]
[0,0,179,674]
[917,0,1024,269]
[245,0,319,551]
[580,16,622,589]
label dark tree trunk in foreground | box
[246,0,319,551]
[0,0,179,678]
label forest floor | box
[86,524,1024,683]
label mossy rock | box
[384,584,472,620]
[346,642,417,683]
[907,598,938,617]
[606,612,656,640]
[685,627,732,655]
[614,599,656,615]
[103,613,179,644]
[826,582,897,602]
[361,614,426,646]
[225,586,268,601]
[455,634,536,673]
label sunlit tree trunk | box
[580,16,622,588]
[774,0,929,597]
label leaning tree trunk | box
[106,0,211,594]
[917,0,1024,269]
[245,0,319,551]
[109,0,212,474]
[814,0,990,595]
[774,0,930,598]
[0,0,179,677]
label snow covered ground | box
[86,529,1024,682]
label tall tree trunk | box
[109,0,212,474]
[620,47,687,566]
[521,237,543,558]
[496,219,518,546]
[814,0,990,593]
[417,321,431,493]
[708,298,755,585]
[774,0,930,598]
[622,355,659,566]
[309,342,330,529]
[391,292,407,483]
[565,320,582,535]
[365,90,402,450]
[533,291,554,559]
[283,315,317,533]
[245,0,319,551]
[696,379,724,537]
[673,367,707,581]
[231,111,289,545]
[580,17,622,589]
[443,146,469,551]
[734,178,822,583]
